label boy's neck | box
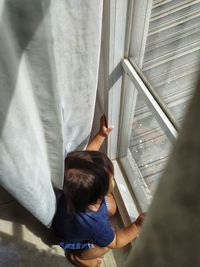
[88,199,102,212]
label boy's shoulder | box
[78,198,110,229]
[52,194,115,246]
[54,192,109,231]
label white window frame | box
[101,0,178,223]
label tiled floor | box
[0,186,130,267]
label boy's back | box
[52,192,114,250]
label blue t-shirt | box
[52,193,115,250]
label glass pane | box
[128,88,172,195]
[129,0,200,126]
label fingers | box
[107,127,113,133]
[99,115,114,137]
[102,114,108,128]
[100,114,107,128]
[103,127,113,137]
[135,212,146,228]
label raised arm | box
[79,213,146,261]
[86,115,113,151]
[107,213,146,249]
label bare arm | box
[80,245,110,260]
[86,115,113,151]
[108,213,146,249]
[80,213,145,260]
[79,223,138,260]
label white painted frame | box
[103,0,179,219]
[101,0,142,221]
[117,0,154,158]
[102,0,155,220]
[122,58,178,143]
[103,0,129,160]
[118,58,178,212]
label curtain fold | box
[0,0,103,226]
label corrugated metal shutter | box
[144,0,200,123]
[129,0,200,193]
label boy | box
[52,115,145,267]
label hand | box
[99,115,113,137]
[135,212,146,230]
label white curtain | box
[0,0,103,227]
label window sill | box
[113,150,152,226]
[112,159,139,226]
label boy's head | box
[64,150,114,215]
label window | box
[105,0,200,218]
[129,0,200,126]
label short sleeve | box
[92,221,115,247]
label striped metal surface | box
[129,0,200,194]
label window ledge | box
[112,159,139,226]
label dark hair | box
[63,150,114,215]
